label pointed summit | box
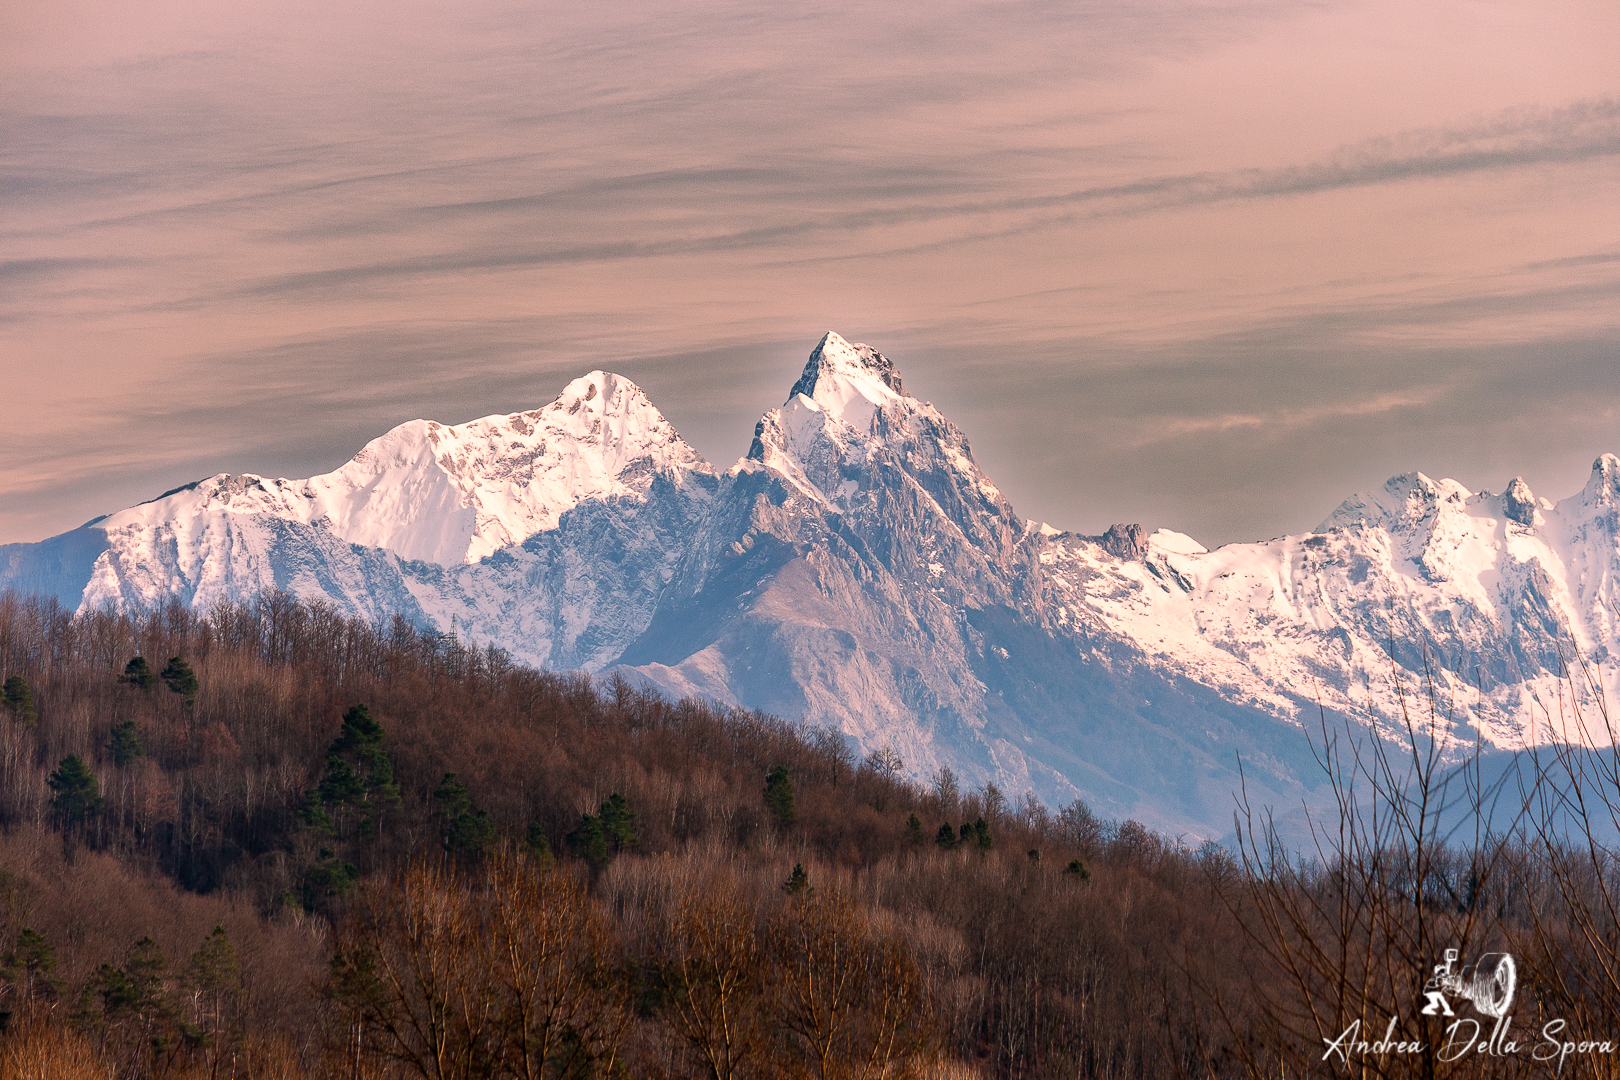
[1582,453,1620,507]
[784,332,907,431]
[790,331,906,398]
[1503,476,1536,525]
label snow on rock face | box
[93,372,710,570]
[1035,452,1620,755]
[31,332,1620,838]
[744,332,1014,541]
[1504,477,1537,526]
[1578,453,1620,510]
[788,331,905,426]
[743,332,911,507]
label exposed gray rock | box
[1094,523,1147,561]
[1504,476,1536,526]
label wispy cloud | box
[2,0,1618,546]
[1127,388,1452,446]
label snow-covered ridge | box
[18,332,1620,836]
[97,371,711,567]
[1039,455,1620,751]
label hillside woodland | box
[3,590,1620,1079]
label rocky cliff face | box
[6,333,1618,837]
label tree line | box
[4,589,1620,1077]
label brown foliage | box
[329,845,631,1080]
[28,590,1620,1077]
[768,885,928,1080]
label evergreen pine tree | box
[1065,859,1090,880]
[109,719,145,766]
[187,925,241,1042]
[122,656,157,691]
[433,772,471,819]
[121,937,178,1042]
[433,773,498,857]
[935,822,957,850]
[187,927,238,997]
[566,813,608,868]
[160,657,199,701]
[906,813,923,845]
[452,810,498,856]
[93,962,140,1020]
[302,848,359,910]
[525,822,557,870]
[782,863,812,896]
[295,789,333,833]
[2,676,36,726]
[598,792,638,852]
[763,765,794,826]
[47,753,104,824]
[2,927,58,1003]
[974,817,992,851]
[304,705,401,838]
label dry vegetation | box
[2,590,1620,1078]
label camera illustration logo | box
[1422,948,1517,1020]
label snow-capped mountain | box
[5,332,1617,836]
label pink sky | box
[3,0,1617,546]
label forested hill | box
[12,589,1618,1080]
[0,589,1233,1079]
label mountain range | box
[6,332,1618,838]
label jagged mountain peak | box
[1580,453,1620,507]
[1317,470,1475,533]
[785,331,907,428]
[1503,476,1537,526]
[740,335,1015,536]
[95,369,712,569]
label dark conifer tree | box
[598,792,637,852]
[782,863,811,896]
[302,849,359,911]
[104,937,182,1052]
[47,753,103,825]
[434,773,496,857]
[974,817,992,851]
[566,813,608,868]
[3,927,58,1003]
[433,772,471,818]
[525,822,557,870]
[906,813,923,845]
[109,718,145,766]
[295,789,333,833]
[92,962,139,1021]
[122,656,157,690]
[935,823,958,850]
[160,657,199,701]
[2,675,36,726]
[763,764,795,826]
[306,705,401,838]
[187,926,241,1046]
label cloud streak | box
[2,0,1618,547]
